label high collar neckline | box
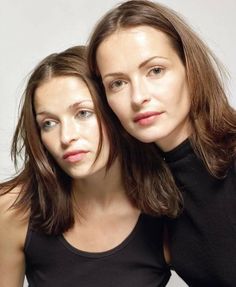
[162,139,193,163]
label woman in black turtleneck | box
[87,0,236,285]
[163,139,236,286]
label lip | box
[63,150,88,163]
[133,111,163,125]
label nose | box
[130,79,150,109]
[61,121,79,146]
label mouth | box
[133,111,163,125]
[63,150,88,163]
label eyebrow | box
[102,56,169,79]
[68,100,92,110]
[36,100,93,116]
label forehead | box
[96,26,178,69]
[34,76,92,109]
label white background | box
[0,1,235,286]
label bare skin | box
[0,169,141,286]
[0,161,170,286]
[0,76,171,286]
[0,168,170,286]
[0,188,28,287]
[64,159,141,253]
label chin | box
[131,133,157,143]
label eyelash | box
[40,120,57,131]
[107,66,165,92]
[39,109,94,132]
[108,80,126,92]
[76,109,93,119]
[148,66,165,77]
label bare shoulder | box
[0,185,29,287]
[0,185,29,243]
[0,184,27,217]
[0,185,21,208]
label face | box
[34,76,110,180]
[96,26,191,151]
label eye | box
[76,109,93,119]
[40,120,57,131]
[108,79,127,92]
[148,67,164,77]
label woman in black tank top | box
[0,45,181,286]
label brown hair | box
[0,45,181,235]
[87,0,236,178]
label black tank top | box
[25,213,170,287]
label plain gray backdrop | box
[0,1,235,286]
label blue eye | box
[41,120,57,131]
[77,110,93,119]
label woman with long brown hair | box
[0,45,181,286]
[87,1,236,286]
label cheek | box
[86,120,101,146]
[171,83,191,119]
[107,98,127,119]
[101,134,110,157]
[168,76,190,105]
[178,81,191,107]
[41,134,57,156]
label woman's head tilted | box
[88,0,235,176]
[4,44,182,234]
[14,46,118,182]
[8,46,123,234]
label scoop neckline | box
[58,213,143,258]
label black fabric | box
[25,213,170,287]
[164,139,236,287]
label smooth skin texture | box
[0,188,27,287]
[97,26,191,151]
[34,76,140,252]
[0,76,140,286]
[34,76,110,180]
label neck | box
[72,159,127,214]
[156,119,192,152]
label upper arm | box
[163,224,171,265]
[0,188,29,287]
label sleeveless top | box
[25,213,170,287]
[164,139,236,286]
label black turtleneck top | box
[164,140,236,287]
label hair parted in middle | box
[88,0,236,178]
[1,45,181,235]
